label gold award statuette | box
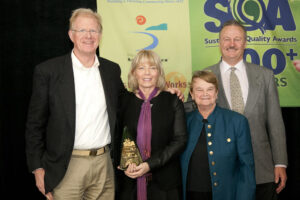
[120,138,143,170]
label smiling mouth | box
[227,47,237,51]
[83,40,94,44]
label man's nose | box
[85,31,92,38]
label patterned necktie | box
[230,67,244,114]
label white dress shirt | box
[71,51,111,150]
[220,60,249,109]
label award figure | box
[119,127,143,170]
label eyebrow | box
[195,86,215,89]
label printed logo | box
[165,72,188,94]
[136,15,146,25]
[204,0,296,34]
[133,15,167,51]
[230,0,265,33]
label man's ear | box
[68,30,74,43]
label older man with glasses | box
[26,8,124,200]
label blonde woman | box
[118,50,187,200]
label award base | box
[119,138,143,170]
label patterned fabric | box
[230,67,244,114]
[137,87,159,200]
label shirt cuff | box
[275,164,287,168]
[32,168,43,174]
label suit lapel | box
[58,54,76,134]
[244,62,261,115]
[98,59,115,133]
[211,63,230,109]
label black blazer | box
[25,53,125,193]
[118,92,187,194]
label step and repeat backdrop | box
[97,0,300,106]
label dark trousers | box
[256,182,278,200]
[186,191,212,200]
[147,181,182,200]
[119,178,182,200]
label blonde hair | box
[128,50,166,92]
[69,8,102,33]
[190,70,218,92]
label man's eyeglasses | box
[71,29,100,35]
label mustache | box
[227,46,237,50]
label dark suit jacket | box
[185,61,288,184]
[25,53,125,193]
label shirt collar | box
[220,59,245,73]
[71,50,100,71]
[195,105,218,122]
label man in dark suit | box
[25,8,125,199]
[186,20,288,200]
